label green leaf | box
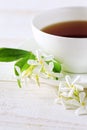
[14,53,36,87]
[0,48,30,62]
[46,59,61,73]
[52,59,61,73]
[14,52,36,75]
[15,57,29,72]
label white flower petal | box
[61,99,77,109]
[39,73,48,79]
[48,62,54,71]
[44,62,53,72]
[68,89,74,97]
[79,92,86,103]
[45,55,54,61]
[43,62,49,70]
[59,87,70,92]
[65,75,72,87]
[65,99,80,107]
[35,50,41,61]
[75,106,87,115]
[59,82,70,92]
[28,60,38,65]
[33,65,41,73]
[75,84,84,91]
[61,92,69,97]
[71,75,80,85]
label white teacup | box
[32,7,87,73]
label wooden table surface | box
[0,0,87,129]
[0,80,87,130]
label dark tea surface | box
[41,21,87,38]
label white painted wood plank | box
[0,81,87,130]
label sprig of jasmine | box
[0,48,61,87]
[0,48,87,116]
[55,75,87,115]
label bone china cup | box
[32,7,87,73]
